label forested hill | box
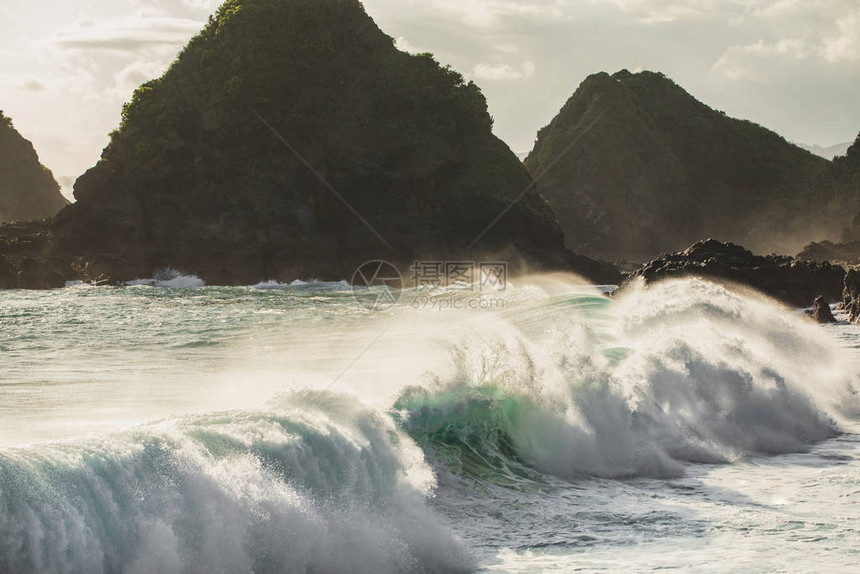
[0,111,68,223]
[526,70,832,262]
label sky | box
[1,0,859,200]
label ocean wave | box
[125,269,206,289]
[249,279,351,291]
[394,279,860,481]
[0,392,472,574]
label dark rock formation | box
[843,269,860,323]
[525,70,830,262]
[619,239,845,308]
[811,295,837,324]
[798,240,860,266]
[0,111,68,223]
[0,0,621,288]
[0,221,66,289]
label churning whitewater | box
[1,276,859,572]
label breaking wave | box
[125,269,206,289]
[6,276,860,572]
[0,393,472,574]
[394,279,860,480]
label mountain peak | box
[526,70,829,261]
[41,0,605,286]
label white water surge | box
[0,276,858,572]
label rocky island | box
[0,0,620,289]
[525,70,833,263]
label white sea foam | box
[0,392,472,574]
[395,278,860,479]
[249,279,350,290]
[4,274,860,572]
[125,268,206,288]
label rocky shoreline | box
[6,222,860,326]
[618,239,846,309]
[0,217,624,289]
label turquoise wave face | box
[393,384,547,487]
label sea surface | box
[1,273,858,573]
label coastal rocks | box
[620,239,845,308]
[798,240,860,266]
[811,295,838,324]
[843,270,860,323]
[0,221,65,289]
[0,254,65,290]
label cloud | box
[53,16,203,52]
[114,60,168,92]
[0,73,52,93]
[17,76,46,91]
[394,36,421,54]
[473,61,536,80]
[714,38,811,80]
[714,1,860,79]
[715,12,860,80]
[822,9,860,63]
[131,0,222,19]
[375,0,568,28]
[602,0,722,23]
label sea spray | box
[125,269,206,289]
[0,392,472,574]
[3,275,860,572]
[395,279,859,480]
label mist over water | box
[1,275,859,572]
[397,278,857,480]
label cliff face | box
[45,0,592,286]
[0,112,68,223]
[526,70,830,262]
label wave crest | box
[395,279,858,481]
[0,392,472,574]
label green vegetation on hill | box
[526,70,831,261]
[0,111,68,223]
[56,0,572,284]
